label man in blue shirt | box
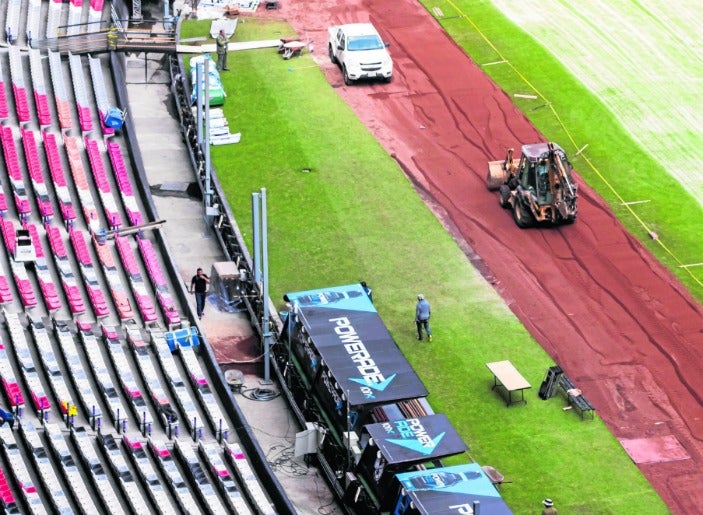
[415,294,432,341]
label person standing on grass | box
[216,29,229,71]
[190,268,210,319]
[542,498,558,515]
[415,294,432,341]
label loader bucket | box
[486,160,508,190]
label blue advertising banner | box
[285,284,428,407]
[395,463,512,514]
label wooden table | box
[486,360,531,407]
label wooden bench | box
[557,373,595,420]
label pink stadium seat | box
[78,105,93,132]
[15,276,37,308]
[112,289,135,321]
[38,279,61,311]
[0,277,12,304]
[116,236,140,276]
[94,239,116,268]
[31,392,50,412]
[21,130,43,182]
[0,82,8,119]
[26,224,44,259]
[90,0,104,10]
[33,92,51,126]
[86,283,109,318]
[56,98,72,130]
[1,126,21,181]
[11,85,30,123]
[42,132,66,185]
[66,286,86,315]
[138,238,167,287]
[136,293,158,322]
[1,221,16,255]
[107,142,133,193]
[69,229,92,266]
[47,226,67,258]
[3,379,23,406]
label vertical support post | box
[196,62,203,146]
[252,192,261,286]
[204,58,212,211]
[260,188,272,385]
[163,2,171,30]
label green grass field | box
[180,17,669,514]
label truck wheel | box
[343,66,352,86]
[328,45,337,64]
[513,200,535,228]
[384,75,393,84]
[499,185,511,208]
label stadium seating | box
[69,53,93,132]
[43,131,77,225]
[107,141,143,225]
[1,126,31,218]
[89,55,115,135]
[85,137,122,228]
[5,311,50,413]
[20,421,74,513]
[9,47,30,123]
[48,51,73,130]
[29,49,51,127]
[21,129,54,220]
[0,59,9,120]
[46,224,87,314]
[116,236,158,322]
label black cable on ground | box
[241,387,281,401]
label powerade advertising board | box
[364,414,467,465]
[394,463,513,515]
[359,414,469,510]
[285,284,428,424]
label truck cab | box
[328,23,393,85]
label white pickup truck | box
[328,23,393,85]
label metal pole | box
[252,193,261,286]
[163,1,170,31]
[261,188,272,385]
[196,62,203,146]
[204,58,211,211]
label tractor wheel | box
[498,185,511,208]
[328,45,337,64]
[513,199,535,228]
[343,66,352,86]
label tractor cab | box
[517,143,573,206]
[487,141,578,227]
